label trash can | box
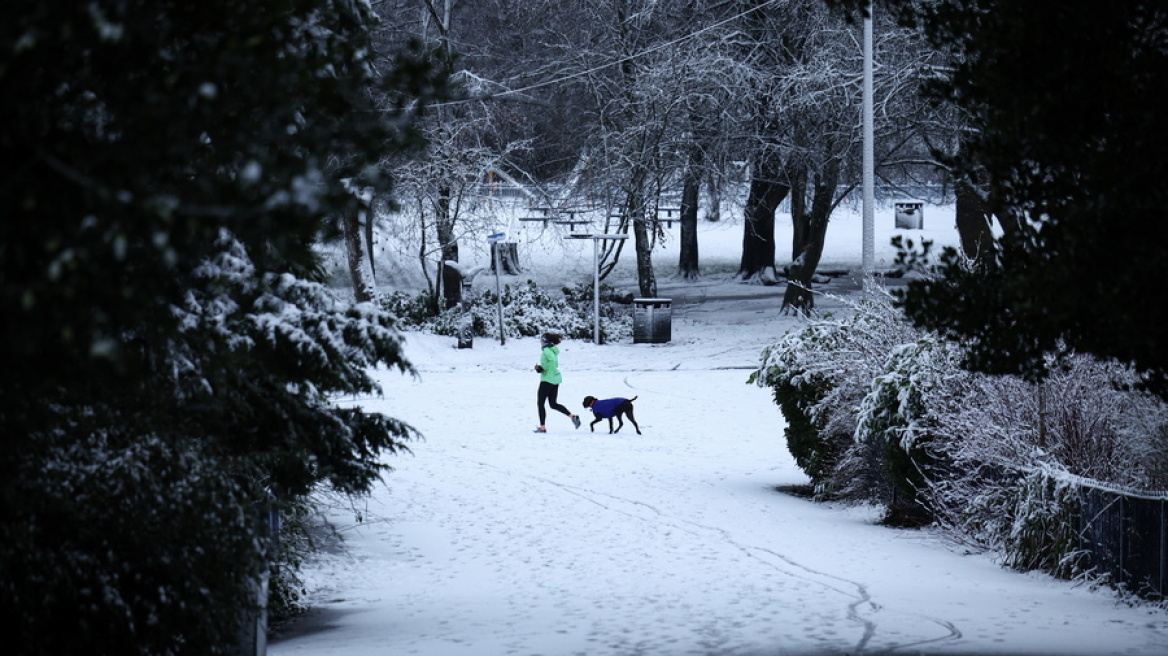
[894,200,924,229]
[633,298,672,344]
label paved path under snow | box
[268,281,1168,656]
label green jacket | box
[538,345,562,384]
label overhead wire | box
[426,0,788,108]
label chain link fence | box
[1079,484,1168,598]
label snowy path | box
[268,326,1168,656]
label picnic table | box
[554,218,592,231]
[657,207,681,228]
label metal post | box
[493,241,504,345]
[487,232,506,345]
[457,280,474,349]
[862,2,875,276]
[593,238,600,344]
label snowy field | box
[269,203,1168,656]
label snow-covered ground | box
[269,203,1168,656]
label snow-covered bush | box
[749,321,844,490]
[917,353,1168,560]
[1003,470,1084,578]
[268,496,316,621]
[751,282,920,500]
[383,280,634,343]
[853,336,961,525]
[754,279,1168,579]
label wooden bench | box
[519,216,551,227]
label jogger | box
[533,332,581,433]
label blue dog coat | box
[589,398,628,419]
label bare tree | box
[777,7,860,311]
[368,0,542,308]
[734,0,793,283]
[555,0,763,292]
[722,1,947,313]
[361,0,956,309]
[674,15,753,279]
[553,0,691,297]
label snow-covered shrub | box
[380,289,440,327]
[750,321,846,491]
[771,376,835,486]
[917,353,1168,552]
[751,282,921,499]
[479,281,591,339]
[1034,359,1167,487]
[754,278,1168,579]
[853,336,961,525]
[1003,470,1084,578]
[12,433,266,653]
[383,280,633,342]
[269,497,315,621]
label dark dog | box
[582,395,640,434]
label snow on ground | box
[269,203,1168,656]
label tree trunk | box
[627,182,657,298]
[364,198,377,278]
[490,242,521,274]
[343,208,375,303]
[677,143,702,279]
[737,148,788,282]
[788,166,808,261]
[435,187,461,310]
[781,160,839,314]
[954,178,994,262]
[704,170,721,222]
[634,215,656,297]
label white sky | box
[269,203,1168,656]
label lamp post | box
[566,233,629,344]
[862,1,875,276]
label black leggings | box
[537,381,572,425]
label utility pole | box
[862,1,875,276]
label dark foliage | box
[832,0,1168,399]
[1,1,446,653]
[770,380,835,488]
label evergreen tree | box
[0,1,446,653]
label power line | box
[427,0,788,108]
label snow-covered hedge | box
[752,281,1168,578]
[382,280,634,343]
[750,283,921,503]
